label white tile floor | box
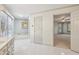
[14,35,79,55]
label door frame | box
[53,13,71,49]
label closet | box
[34,16,43,44]
[30,12,53,46]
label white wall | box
[0,5,6,11]
[42,12,53,45]
[71,9,79,52]
[30,5,79,52]
[29,16,34,42]
[29,11,53,46]
[54,22,58,34]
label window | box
[58,22,70,34]
[54,13,71,34]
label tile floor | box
[14,35,79,55]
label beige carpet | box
[54,35,70,49]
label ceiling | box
[54,13,70,22]
[4,4,74,19]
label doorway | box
[54,13,71,49]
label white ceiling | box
[5,4,73,19]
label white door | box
[71,9,79,52]
[34,16,43,44]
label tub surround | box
[0,37,14,55]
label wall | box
[30,5,79,52]
[42,12,53,45]
[0,5,6,11]
[54,22,58,34]
[29,16,34,42]
[29,11,53,46]
[71,9,79,52]
[14,19,28,35]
